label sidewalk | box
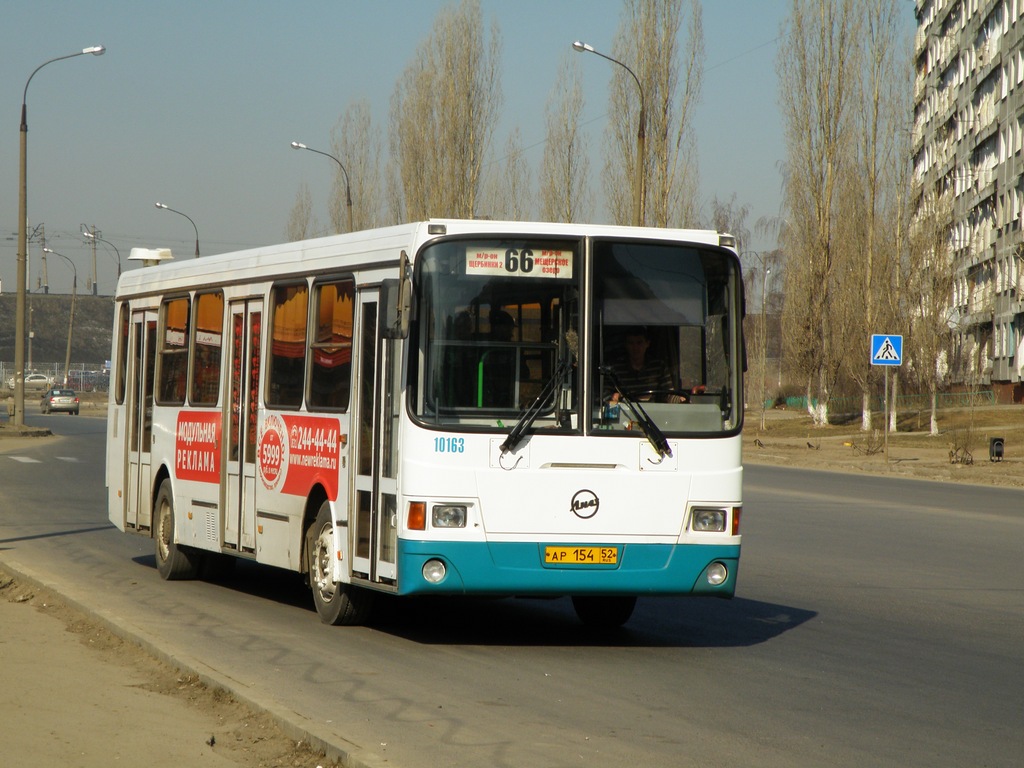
[0,567,338,767]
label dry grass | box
[750,403,1022,442]
[744,403,1024,488]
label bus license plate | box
[544,546,618,564]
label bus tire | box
[306,501,373,626]
[154,480,201,580]
[571,595,637,628]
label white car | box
[7,373,52,390]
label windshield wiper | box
[499,354,572,454]
[599,365,672,459]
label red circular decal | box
[259,420,285,490]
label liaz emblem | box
[570,489,599,519]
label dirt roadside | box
[0,400,1019,766]
[0,395,346,767]
[0,573,341,768]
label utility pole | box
[38,224,49,294]
[85,223,98,295]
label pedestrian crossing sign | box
[870,334,903,366]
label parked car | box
[66,369,109,392]
[7,372,53,390]
[40,387,79,415]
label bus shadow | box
[369,593,815,649]
[132,555,312,611]
[132,555,814,648]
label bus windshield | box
[591,240,741,436]
[413,238,580,428]
[412,235,742,437]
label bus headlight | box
[432,504,467,528]
[691,508,726,532]
[422,559,447,583]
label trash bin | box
[989,437,1005,462]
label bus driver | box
[608,327,676,403]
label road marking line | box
[9,456,41,463]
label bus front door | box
[224,300,262,554]
[125,311,157,531]
[351,290,399,584]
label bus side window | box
[156,296,189,405]
[114,303,129,405]
[309,279,354,410]
[267,283,308,408]
[190,291,224,406]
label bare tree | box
[482,127,533,220]
[735,215,783,429]
[907,190,958,435]
[841,0,907,432]
[389,0,502,221]
[755,215,788,394]
[709,194,750,249]
[330,99,385,232]
[881,25,915,434]
[540,55,591,223]
[286,181,318,241]
[602,0,704,227]
[778,0,859,425]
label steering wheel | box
[622,388,689,404]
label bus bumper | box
[396,540,739,598]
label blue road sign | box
[871,334,903,366]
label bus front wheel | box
[306,501,373,626]
[154,480,201,580]
[571,595,637,628]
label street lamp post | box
[14,44,105,425]
[43,248,77,388]
[290,141,353,233]
[760,266,771,431]
[572,40,646,227]
[155,202,200,257]
[82,227,121,292]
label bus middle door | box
[224,300,262,554]
[125,310,157,531]
[351,289,399,585]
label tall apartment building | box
[913,0,1024,402]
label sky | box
[1,1,917,295]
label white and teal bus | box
[105,219,744,627]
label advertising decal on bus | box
[258,413,342,499]
[258,413,287,491]
[176,411,221,483]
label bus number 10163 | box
[434,436,466,453]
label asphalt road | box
[2,413,1022,767]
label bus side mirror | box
[382,251,413,339]
[382,279,401,339]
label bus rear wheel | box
[306,501,373,626]
[154,480,201,580]
[571,595,637,628]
